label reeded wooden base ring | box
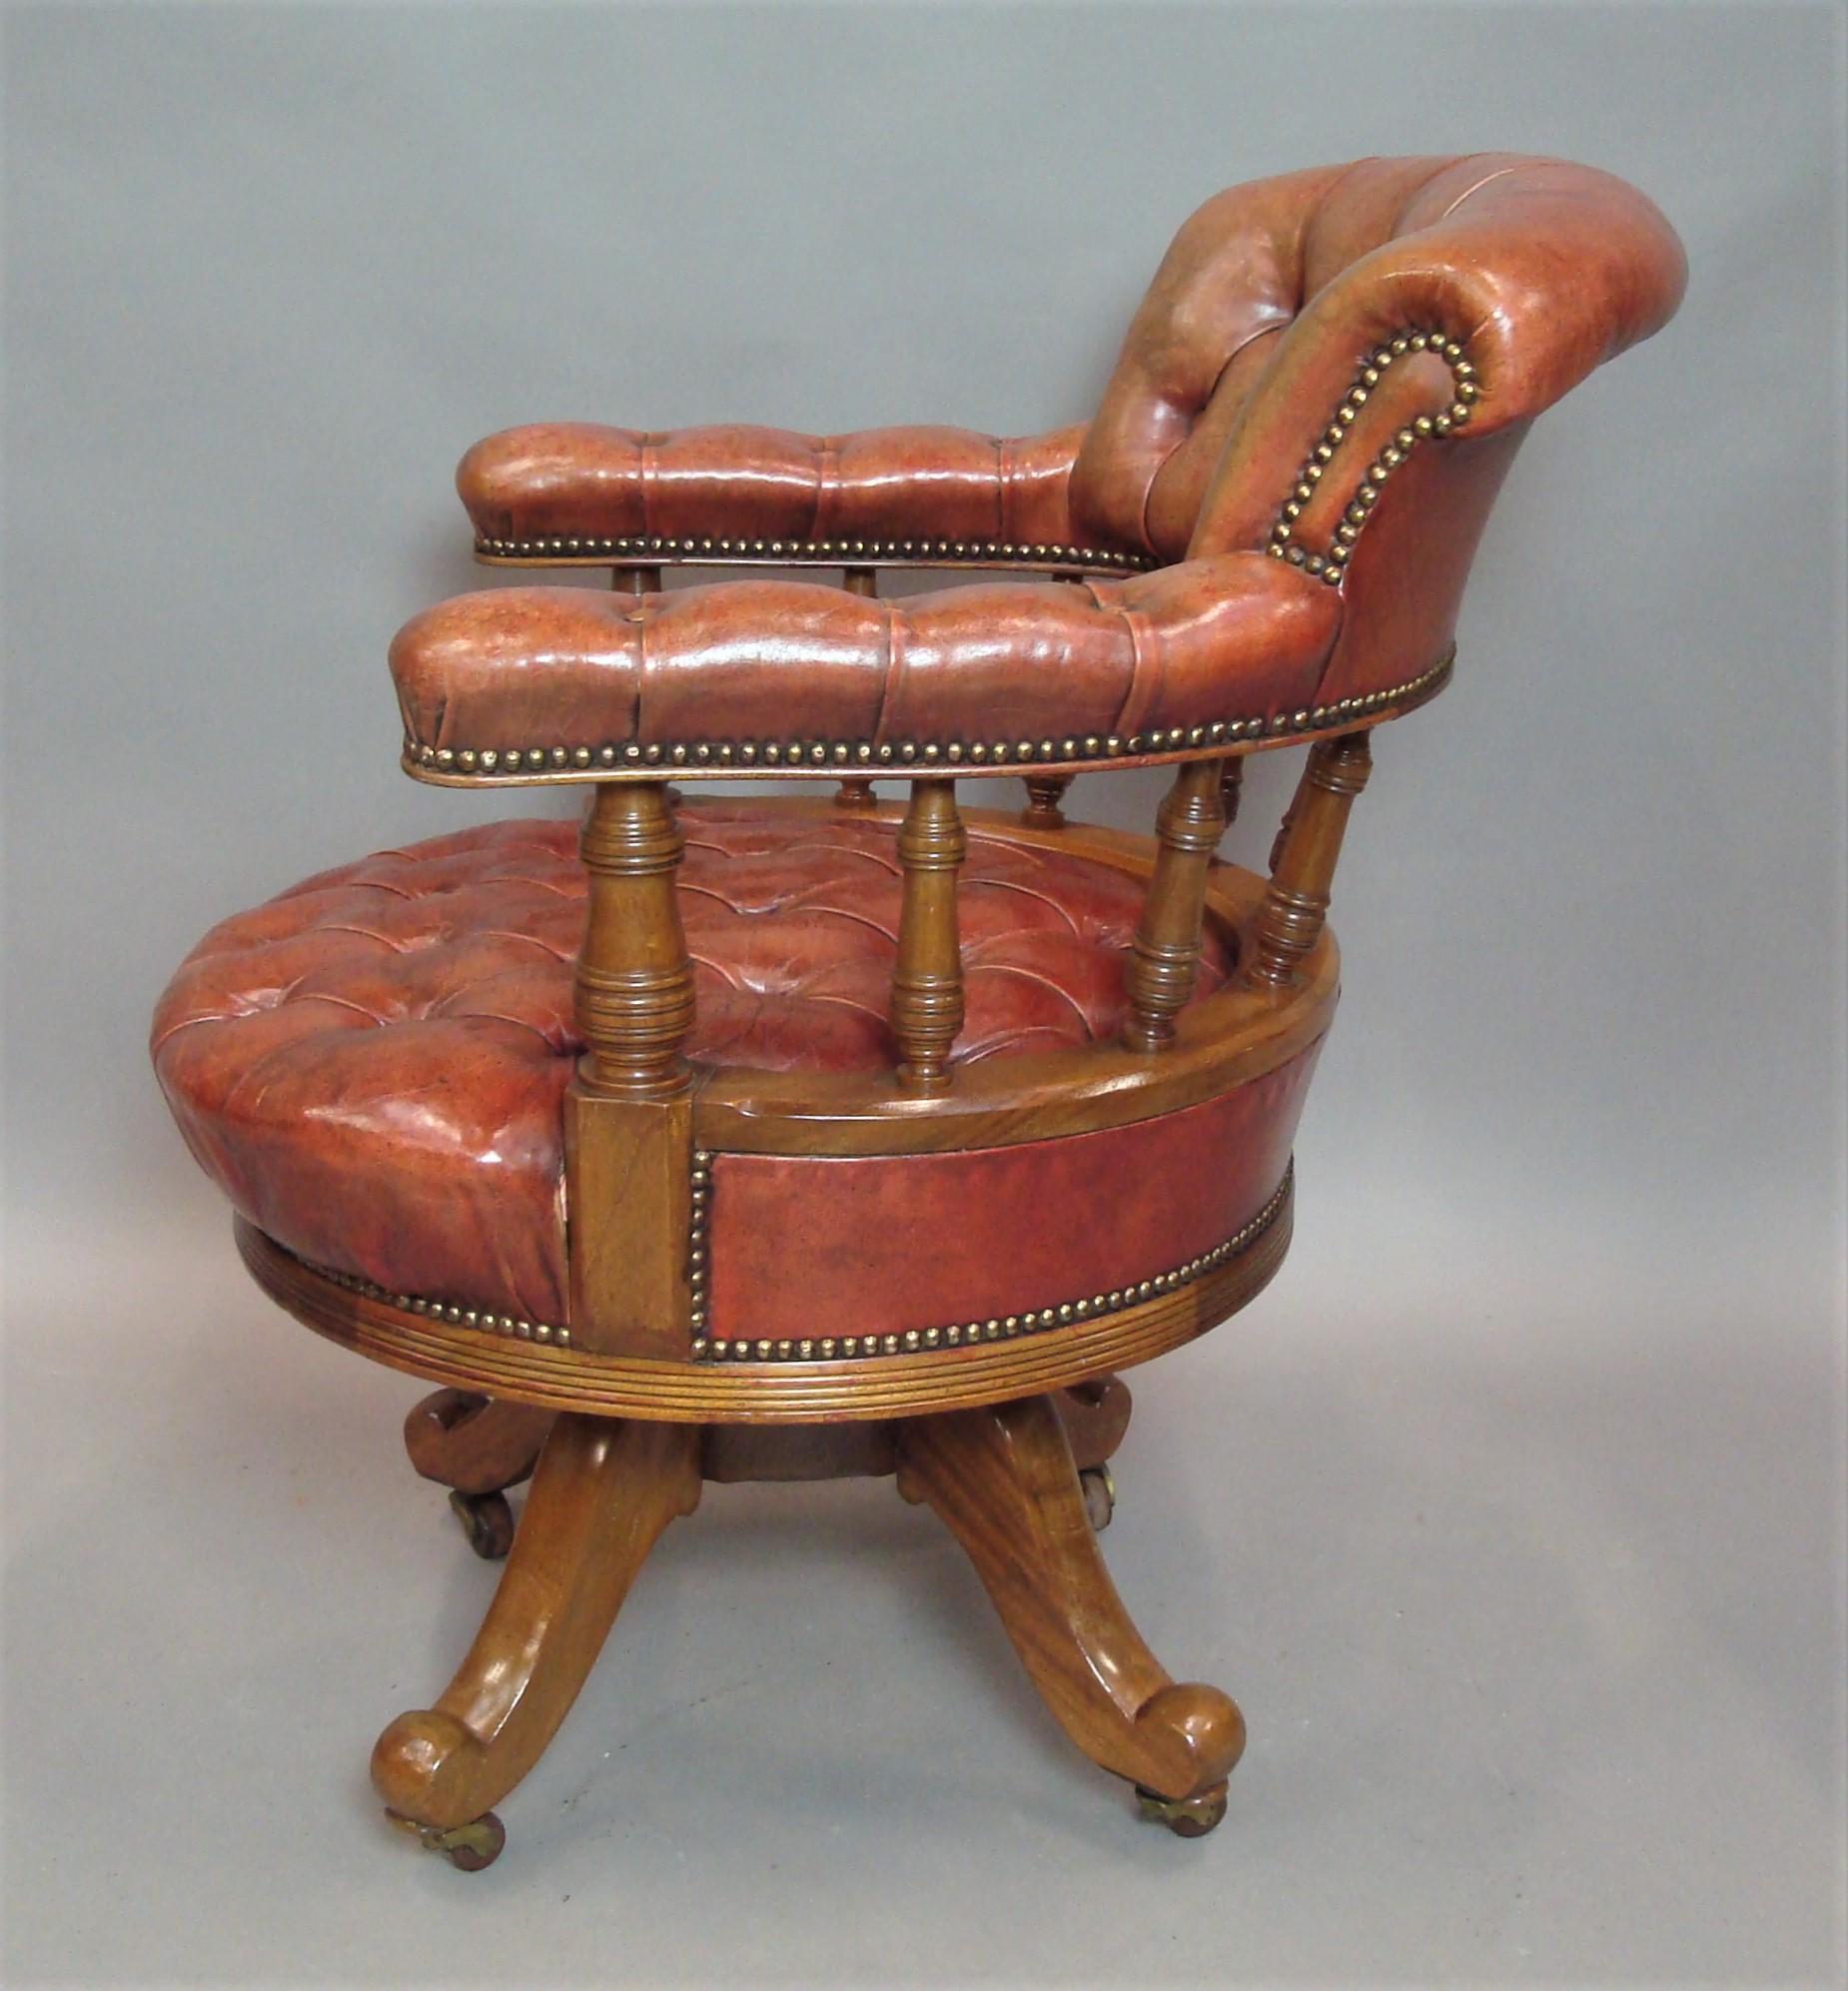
[236,1174,1292,1425]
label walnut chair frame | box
[156,155,1685,1871]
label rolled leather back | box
[1071,155,1685,702]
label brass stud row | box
[314,1262,572,1348]
[407,649,1451,780]
[1267,329,1480,584]
[686,1149,712,1337]
[475,532,1154,572]
[686,1166,1292,1365]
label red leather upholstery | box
[1074,154,1685,560]
[390,555,1343,776]
[152,802,1233,1327]
[460,423,1087,553]
[705,1053,1318,1349]
[407,156,1683,776]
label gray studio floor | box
[3,1184,1842,1987]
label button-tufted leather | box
[408,157,1683,780]
[152,801,1232,1328]
[389,554,1343,776]
[460,423,1089,553]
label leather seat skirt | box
[153,801,1232,1330]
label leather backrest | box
[1071,156,1686,562]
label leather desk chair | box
[153,155,1683,1870]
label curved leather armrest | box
[459,422,1100,559]
[390,557,1351,784]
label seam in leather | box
[638,433,658,531]
[1106,597,1161,740]
[958,960,1101,1037]
[872,597,902,750]
[809,436,837,539]
[1437,159,1524,220]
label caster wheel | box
[1135,1781,1228,1838]
[449,1489,514,1559]
[387,1807,506,1871]
[1080,1463,1116,1532]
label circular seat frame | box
[238,801,1335,1424]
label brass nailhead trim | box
[686,1149,711,1340]
[409,651,1453,780]
[1266,329,1480,585]
[312,1264,571,1350]
[476,532,1155,573]
[690,1164,1294,1366]
[294,1162,1291,1371]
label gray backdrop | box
[4,3,1844,1984]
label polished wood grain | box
[372,1414,700,1834]
[566,781,697,1359]
[889,778,968,1091]
[1022,773,1073,828]
[405,1388,550,1495]
[1218,756,1245,827]
[1241,731,1373,990]
[572,782,695,1101]
[896,1395,1244,1806]
[1123,759,1228,1051]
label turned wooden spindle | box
[1122,759,1227,1052]
[611,564,662,595]
[1022,774,1074,829]
[565,782,698,1358]
[835,565,880,809]
[1241,730,1373,991]
[1219,757,1245,828]
[573,783,695,1099]
[888,778,967,1091]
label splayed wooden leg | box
[895,1393,1242,1832]
[372,1413,700,1860]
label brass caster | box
[1080,1463,1116,1532]
[449,1489,514,1559]
[386,1807,506,1871]
[1135,1781,1228,1839]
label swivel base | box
[377,1378,1243,1867]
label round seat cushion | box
[154,799,1230,1328]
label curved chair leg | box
[895,1394,1243,1834]
[1056,1375,1132,1470]
[403,1388,557,1561]
[372,1413,701,1860]
[404,1388,554,1495]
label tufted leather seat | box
[153,800,1233,1328]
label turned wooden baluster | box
[888,778,966,1091]
[1022,774,1074,829]
[1122,759,1227,1052]
[1241,730,1373,990]
[573,783,695,1099]
[1219,756,1245,828]
[611,563,662,595]
[835,565,880,809]
[565,782,697,1357]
